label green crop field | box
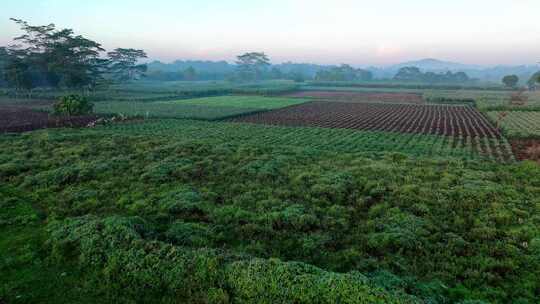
[93,119,513,162]
[93,96,308,120]
[487,111,540,138]
[1,121,538,303]
[159,95,308,109]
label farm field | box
[0,105,97,133]
[285,91,425,104]
[94,119,496,160]
[158,95,308,109]
[94,96,307,120]
[0,80,300,102]
[2,5,540,303]
[1,120,539,303]
[487,111,540,138]
[232,101,500,136]
[0,86,538,304]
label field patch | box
[510,139,540,163]
[286,90,424,104]
[232,101,512,161]
[0,106,97,133]
[159,95,308,109]
[233,101,500,137]
[487,111,540,138]
[94,119,512,161]
[95,96,308,120]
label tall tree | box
[8,18,106,89]
[236,52,270,81]
[107,48,148,82]
[182,66,197,81]
[502,75,519,88]
[393,66,423,81]
[0,47,8,86]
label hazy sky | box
[1,0,540,66]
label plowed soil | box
[232,101,500,138]
[510,139,540,163]
[0,106,98,133]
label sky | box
[1,0,540,66]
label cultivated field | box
[487,111,540,138]
[0,105,97,133]
[234,101,498,137]
[94,96,308,120]
[285,91,425,104]
[2,84,540,304]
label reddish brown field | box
[510,139,540,163]
[285,91,425,104]
[232,101,500,138]
[0,106,97,133]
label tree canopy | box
[502,75,519,88]
[393,66,470,83]
[315,64,373,81]
[107,48,148,82]
[236,52,270,81]
[0,19,147,91]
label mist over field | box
[1,1,540,304]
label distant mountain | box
[368,58,540,84]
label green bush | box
[53,94,94,116]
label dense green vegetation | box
[0,80,300,102]
[1,124,539,303]
[93,119,512,161]
[93,96,307,120]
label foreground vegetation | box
[1,124,539,303]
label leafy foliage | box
[502,75,519,88]
[315,64,373,81]
[1,127,539,303]
[107,48,148,82]
[53,94,94,116]
[394,67,470,84]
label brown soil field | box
[0,106,98,133]
[510,139,540,163]
[231,101,500,138]
[285,91,425,104]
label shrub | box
[53,94,94,116]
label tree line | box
[393,66,471,83]
[0,19,148,94]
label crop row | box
[233,101,501,138]
[94,96,307,120]
[93,119,514,162]
[487,111,540,138]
